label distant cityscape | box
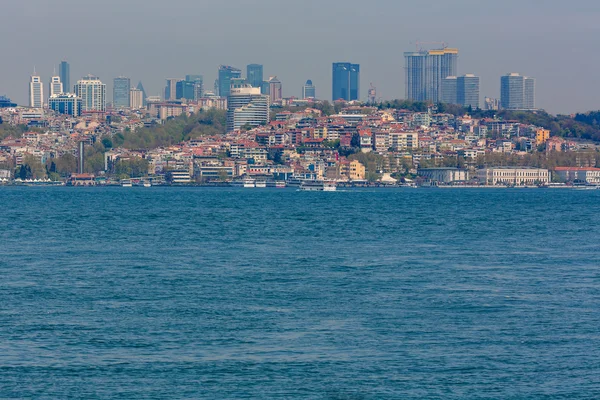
[2,43,599,189]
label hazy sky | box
[1,0,598,114]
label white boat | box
[121,179,133,187]
[255,179,267,188]
[300,180,337,191]
[266,180,286,188]
[243,178,256,188]
[143,181,151,187]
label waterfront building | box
[418,168,468,183]
[49,93,82,116]
[49,76,63,98]
[164,78,181,100]
[29,75,43,108]
[477,167,549,186]
[349,160,366,180]
[457,74,479,109]
[218,65,242,98]
[302,80,316,99]
[247,64,263,88]
[332,62,360,101]
[227,82,270,132]
[129,88,144,109]
[113,76,131,108]
[74,75,106,112]
[268,76,282,103]
[554,167,600,185]
[405,47,458,103]
[59,61,70,94]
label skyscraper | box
[29,75,43,108]
[332,62,360,101]
[178,75,203,100]
[500,74,535,110]
[247,64,263,88]
[268,76,282,103]
[457,74,480,109]
[302,80,316,99]
[524,77,535,110]
[59,61,70,93]
[441,76,458,104]
[227,81,270,132]
[113,76,131,108]
[49,76,63,98]
[165,79,181,101]
[218,65,242,98]
[74,75,106,112]
[136,81,147,106]
[129,88,144,109]
[405,47,458,103]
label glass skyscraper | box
[501,73,535,110]
[113,76,131,108]
[332,63,360,101]
[218,65,242,98]
[246,64,263,88]
[302,80,316,99]
[227,81,270,132]
[457,74,480,109]
[59,61,70,93]
[524,77,535,110]
[441,76,457,104]
[405,48,458,103]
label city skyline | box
[1,0,598,113]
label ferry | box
[255,178,267,188]
[243,178,256,188]
[266,180,286,188]
[299,180,337,191]
[121,179,133,187]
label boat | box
[254,178,267,188]
[266,180,286,188]
[121,179,133,187]
[143,181,151,187]
[243,178,256,188]
[299,180,337,191]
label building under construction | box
[404,43,458,103]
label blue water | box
[1,187,599,399]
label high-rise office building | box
[457,74,480,109]
[49,76,63,98]
[218,65,242,98]
[49,93,82,116]
[176,75,203,100]
[164,78,181,101]
[441,74,480,109]
[332,62,360,101]
[302,80,316,99]
[247,64,263,88]
[74,75,106,112]
[113,76,131,108]
[136,81,147,106]
[29,75,43,108]
[405,47,458,103]
[441,76,458,104]
[59,61,70,93]
[227,81,270,132]
[268,76,282,103]
[501,73,534,110]
[129,88,144,109]
[524,77,535,110]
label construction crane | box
[414,41,448,51]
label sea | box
[1,187,599,399]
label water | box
[1,187,599,399]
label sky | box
[0,0,598,114]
